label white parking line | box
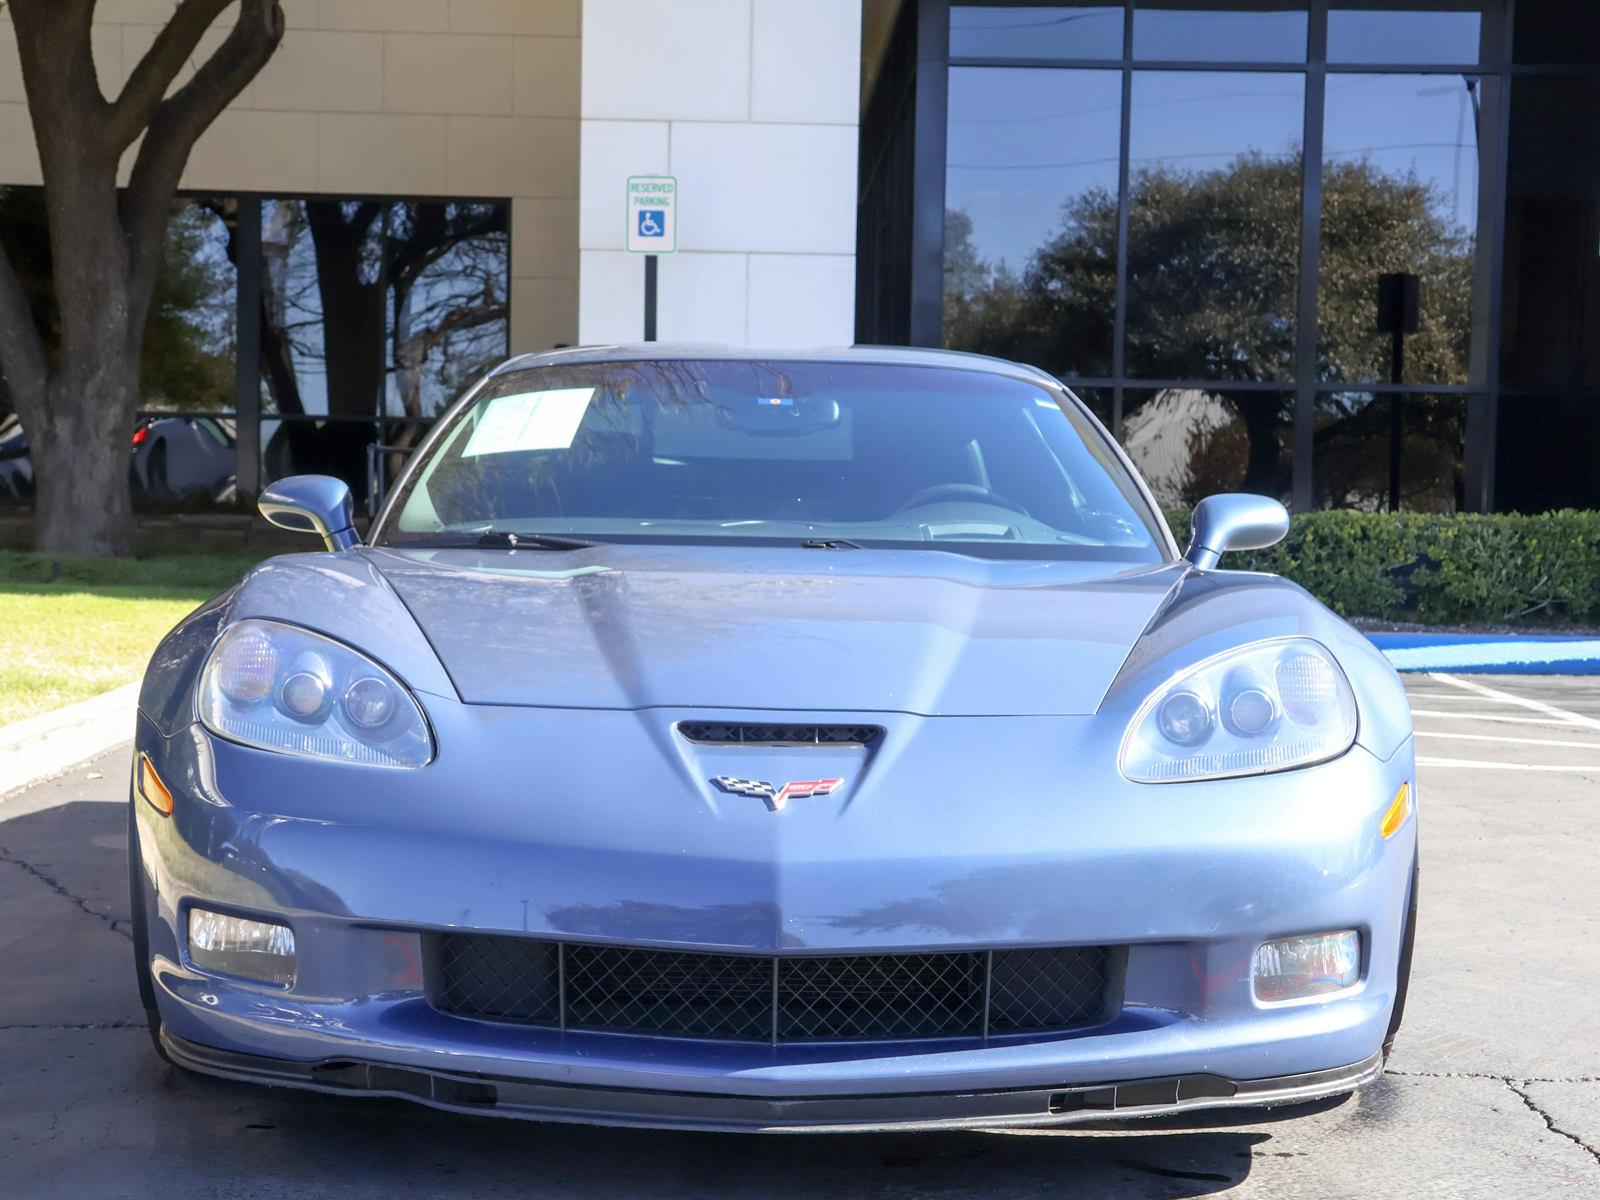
[1408,709,1590,729]
[1427,673,1600,732]
[1417,756,1600,773]
[1415,729,1600,751]
[1403,691,1516,703]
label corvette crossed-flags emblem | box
[710,776,844,812]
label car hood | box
[365,544,1183,716]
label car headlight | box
[198,619,433,768]
[1119,638,1356,783]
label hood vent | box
[677,722,883,748]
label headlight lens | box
[199,619,433,767]
[1120,639,1356,783]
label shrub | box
[1162,509,1600,625]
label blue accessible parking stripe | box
[1367,633,1600,675]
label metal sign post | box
[626,176,677,342]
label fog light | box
[188,908,297,986]
[1253,930,1360,1003]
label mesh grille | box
[988,946,1110,1033]
[436,933,560,1025]
[433,936,1110,1043]
[564,944,773,1040]
[777,952,984,1040]
[677,723,883,747]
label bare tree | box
[0,1,283,555]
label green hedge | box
[1163,509,1600,626]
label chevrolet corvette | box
[130,345,1417,1131]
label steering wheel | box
[892,482,1029,516]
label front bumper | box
[134,701,1416,1130]
[162,1029,1383,1133]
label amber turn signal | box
[138,754,173,815]
[1379,781,1411,839]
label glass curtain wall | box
[259,197,510,508]
[0,187,509,512]
[941,0,1501,511]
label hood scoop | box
[677,722,884,747]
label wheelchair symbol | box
[636,209,665,238]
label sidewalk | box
[0,682,137,800]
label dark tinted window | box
[1133,2,1308,62]
[1327,6,1483,65]
[1122,388,1293,506]
[1500,75,1600,389]
[1313,393,1466,511]
[385,360,1166,559]
[944,67,1123,377]
[1513,0,1600,66]
[1318,74,1484,385]
[950,5,1125,59]
[1125,70,1306,381]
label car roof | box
[491,343,1064,389]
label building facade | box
[0,0,861,506]
[0,0,1595,514]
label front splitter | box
[161,1030,1384,1134]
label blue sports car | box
[131,346,1417,1132]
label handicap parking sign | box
[626,176,677,253]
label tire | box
[127,801,172,1064]
[1382,852,1419,1061]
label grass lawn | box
[0,551,266,727]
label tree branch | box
[122,0,283,303]
[0,239,48,414]
[105,0,235,153]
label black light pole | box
[1376,273,1420,512]
[643,254,658,342]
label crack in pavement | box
[1504,1079,1600,1169]
[1385,1069,1600,1170]
[0,844,132,943]
[1387,1068,1600,1085]
[0,1021,143,1031]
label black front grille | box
[677,722,883,747]
[433,935,1110,1043]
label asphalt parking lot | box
[2,672,1597,1198]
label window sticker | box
[462,388,595,457]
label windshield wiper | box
[393,531,595,551]
[801,538,862,550]
[475,531,594,550]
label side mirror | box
[258,475,359,551]
[1184,493,1289,571]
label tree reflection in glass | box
[256,199,509,497]
[940,62,1479,507]
[943,67,1122,378]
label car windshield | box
[378,359,1168,560]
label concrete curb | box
[0,683,138,800]
[1367,633,1600,675]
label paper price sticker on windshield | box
[626,176,677,253]
[463,388,595,457]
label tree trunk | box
[32,349,139,556]
[0,0,283,556]
[1234,394,1290,498]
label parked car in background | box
[130,415,237,505]
[0,414,236,506]
[0,414,31,502]
[130,346,1417,1132]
